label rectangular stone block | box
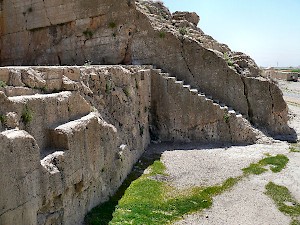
[0,68,9,83]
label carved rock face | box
[172,11,200,26]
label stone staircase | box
[2,91,91,151]
[160,70,243,118]
[151,69,265,144]
[160,72,243,118]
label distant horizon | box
[162,0,300,68]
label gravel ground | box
[162,142,289,188]
[147,80,300,225]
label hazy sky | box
[162,0,300,67]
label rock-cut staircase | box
[151,69,266,144]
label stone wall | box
[131,2,292,137]
[262,70,299,81]
[0,66,151,225]
[0,0,291,137]
[0,65,268,225]
[0,0,136,65]
[150,69,259,144]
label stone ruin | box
[0,0,296,224]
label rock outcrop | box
[0,0,296,224]
[0,0,291,138]
[0,66,152,225]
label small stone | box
[5,112,19,129]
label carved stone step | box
[190,89,198,94]
[220,106,228,110]
[175,80,184,85]
[160,72,169,77]
[167,76,176,80]
[182,85,191,89]
[228,109,236,114]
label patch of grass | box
[106,161,240,225]
[40,86,47,92]
[83,29,93,39]
[291,220,300,225]
[159,30,166,38]
[290,144,300,153]
[179,27,188,36]
[106,80,112,94]
[265,182,300,223]
[109,22,117,29]
[123,87,130,97]
[223,113,230,123]
[86,154,289,225]
[290,147,300,153]
[21,106,33,125]
[242,163,268,175]
[0,114,6,124]
[291,69,300,73]
[224,53,234,67]
[242,154,289,175]
[0,80,7,88]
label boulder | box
[172,11,200,26]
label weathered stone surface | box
[172,11,200,26]
[0,130,40,225]
[0,0,296,224]
[0,66,152,225]
[0,0,291,137]
[4,112,19,129]
[0,0,137,65]
[3,86,39,97]
[0,68,9,83]
[151,70,258,144]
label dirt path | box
[149,80,300,225]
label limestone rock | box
[4,112,19,129]
[62,75,79,91]
[0,68,9,83]
[21,68,46,89]
[0,130,40,225]
[0,0,296,224]
[172,11,200,26]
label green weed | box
[123,87,130,97]
[223,113,230,123]
[21,106,33,125]
[265,182,300,224]
[159,31,166,38]
[88,160,240,225]
[242,154,289,175]
[224,53,234,67]
[106,80,112,94]
[291,69,300,73]
[0,80,7,88]
[83,29,93,39]
[86,153,289,225]
[109,22,117,29]
[0,114,6,124]
[179,27,188,36]
[290,144,300,153]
